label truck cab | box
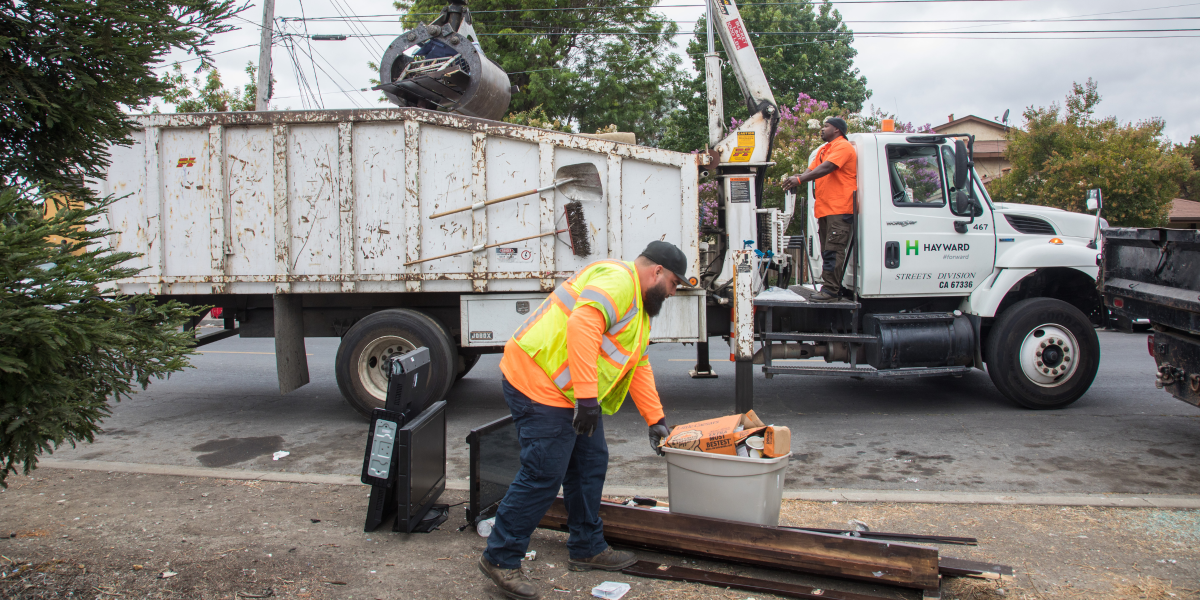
[804,133,1104,308]
[718,132,1106,411]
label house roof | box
[932,115,1011,134]
[1171,198,1200,222]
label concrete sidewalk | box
[2,466,1198,600]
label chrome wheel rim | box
[358,335,417,401]
[1018,324,1080,388]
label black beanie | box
[824,117,848,136]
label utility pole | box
[255,0,275,111]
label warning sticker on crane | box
[729,132,755,162]
[727,18,750,50]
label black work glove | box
[573,397,601,437]
[648,418,671,456]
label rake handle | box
[403,229,565,266]
[427,178,576,219]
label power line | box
[323,27,1200,37]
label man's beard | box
[643,282,671,317]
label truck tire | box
[335,309,456,418]
[985,298,1100,410]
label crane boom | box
[707,0,777,118]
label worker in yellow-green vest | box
[478,241,693,600]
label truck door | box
[875,142,995,297]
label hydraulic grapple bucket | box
[376,0,512,121]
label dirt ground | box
[0,469,1197,600]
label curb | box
[39,459,1200,508]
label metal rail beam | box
[538,499,941,591]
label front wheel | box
[335,309,456,418]
[985,298,1100,409]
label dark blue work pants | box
[483,378,609,569]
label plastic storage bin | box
[663,447,791,526]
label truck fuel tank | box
[863,312,975,370]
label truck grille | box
[1004,214,1057,235]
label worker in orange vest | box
[783,116,858,302]
[478,241,692,600]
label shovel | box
[428,163,602,219]
[406,201,591,266]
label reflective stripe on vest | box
[510,260,648,414]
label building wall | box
[974,157,1009,180]
[936,121,1008,141]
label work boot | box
[809,289,838,302]
[567,546,638,572]
[478,555,540,600]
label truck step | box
[763,365,974,378]
[753,285,861,309]
[762,332,879,343]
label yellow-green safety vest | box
[511,260,651,415]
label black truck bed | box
[1101,227,1200,405]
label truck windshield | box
[886,145,945,207]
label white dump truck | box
[90,0,1105,414]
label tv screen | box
[395,400,447,533]
[466,415,521,524]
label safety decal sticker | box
[176,157,196,167]
[727,18,750,50]
[495,247,533,263]
[729,131,755,163]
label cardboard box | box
[661,410,791,458]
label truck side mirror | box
[953,140,969,190]
[955,189,972,215]
[953,190,975,233]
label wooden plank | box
[623,561,895,600]
[538,499,941,591]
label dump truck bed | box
[89,108,702,297]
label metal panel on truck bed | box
[90,109,702,297]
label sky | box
[158,0,1200,144]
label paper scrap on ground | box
[272,451,290,461]
[591,581,631,599]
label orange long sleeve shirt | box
[499,305,665,426]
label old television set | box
[361,347,447,533]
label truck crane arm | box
[706,0,777,122]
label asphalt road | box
[50,328,1200,495]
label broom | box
[404,201,591,266]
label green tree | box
[0,0,239,485]
[1176,135,1200,202]
[1,0,244,198]
[0,190,199,486]
[158,61,259,113]
[987,79,1192,227]
[661,0,869,153]
[395,0,683,144]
